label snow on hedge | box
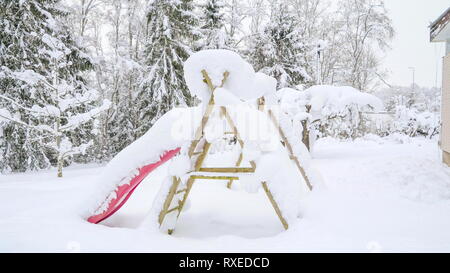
[305,85,384,114]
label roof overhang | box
[430,7,450,42]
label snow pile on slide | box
[85,107,199,217]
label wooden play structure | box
[88,50,317,234]
[157,70,312,234]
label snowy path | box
[1,137,449,252]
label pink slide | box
[88,147,181,224]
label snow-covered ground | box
[1,136,449,252]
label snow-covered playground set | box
[86,50,321,234]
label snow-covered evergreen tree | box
[247,3,311,89]
[198,0,230,50]
[0,0,109,176]
[138,0,200,134]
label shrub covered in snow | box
[276,85,384,144]
[305,85,383,140]
[391,106,440,138]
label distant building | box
[431,7,450,167]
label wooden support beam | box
[262,182,289,230]
[176,176,195,217]
[190,175,239,180]
[166,206,180,214]
[175,140,212,218]
[158,176,181,225]
[194,142,211,171]
[257,97,265,111]
[267,109,313,191]
[165,70,229,231]
[199,167,255,173]
[220,106,255,189]
[176,188,187,194]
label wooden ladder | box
[157,70,289,234]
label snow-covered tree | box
[248,3,311,88]
[138,0,200,134]
[64,0,149,160]
[336,0,394,91]
[0,0,110,176]
[198,0,231,50]
[222,0,249,49]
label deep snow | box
[1,136,449,252]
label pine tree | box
[248,3,311,89]
[199,0,230,50]
[138,0,200,135]
[0,0,109,176]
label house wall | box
[447,39,450,55]
[442,53,450,167]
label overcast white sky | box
[382,0,449,88]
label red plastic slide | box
[88,147,181,224]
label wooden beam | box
[262,182,289,230]
[176,188,187,194]
[188,70,228,157]
[176,140,211,218]
[267,109,313,191]
[166,206,180,214]
[190,175,239,180]
[168,70,229,231]
[220,106,256,189]
[158,176,181,225]
[257,97,265,111]
[198,167,255,173]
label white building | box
[431,7,450,167]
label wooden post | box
[262,182,288,230]
[302,105,311,151]
[257,97,265,111]
[158,176,181,225]
[176,141,212,218]
[267,109,313,191]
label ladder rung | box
[191,175,239,180]
[176,188,187,194]
[198,167,255,173]
[166,206,180,214]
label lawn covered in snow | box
[1,136,449,252]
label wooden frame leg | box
[158,141,212,234]
[158,176,181,230]
[262,182,289,230]
[267,109,313,191]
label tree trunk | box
[57,156,63,178]
[302,120,310,151]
